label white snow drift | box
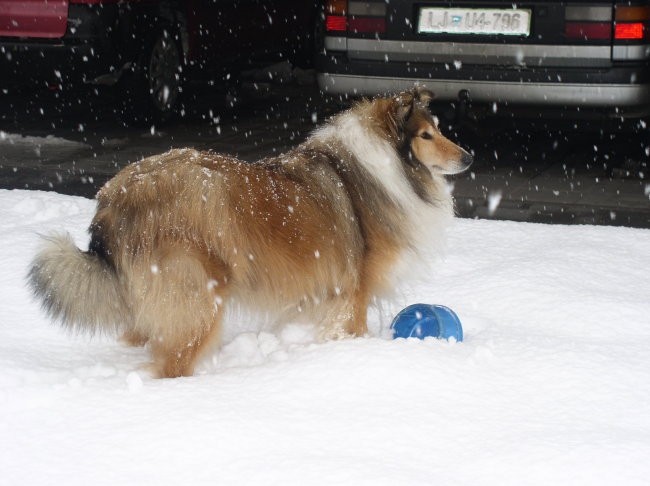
[1,189,649,485]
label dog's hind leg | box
[150,296,227,379]
[130,246,230,378]
[120,329,149,347]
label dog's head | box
[386,87,473,175]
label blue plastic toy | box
[391,304,463,342]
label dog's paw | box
[318,324,353,342]
[135,361,160,378]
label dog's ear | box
[414,87,435,105]
[383,93,411,142]
[393,91,415,125]
[393,87,435,123]
[386,88,436,142]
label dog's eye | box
[420,132,434,140]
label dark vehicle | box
[0,0,315,121]
[315,0,650,118]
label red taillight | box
[326,15,347,32]
[349,17,386,34]
[563,6,612,41]
[565,22,611,40]
[325,0,347,32]
[614,5,650,41]
[324,0,387,35]
[614,22,644,40]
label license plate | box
[417,8,532,36]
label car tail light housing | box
[614,5,649,40]
[325,0,386,35]
[564,4,649,60]
[563,4,649,42]
[325,0,347,32]
[564,5,612,41]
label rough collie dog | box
[28,87,472,378]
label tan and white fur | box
[28,88,472,378]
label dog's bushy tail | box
[28,234,129,334]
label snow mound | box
[1,189,649,485]
[0,131,89,149]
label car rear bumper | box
[318,72,650,111]
[316,49,650,116]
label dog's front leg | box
[318,290,369,340]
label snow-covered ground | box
[1,188,649,485]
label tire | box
[119,27,183,125]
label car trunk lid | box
[0,0,69,39]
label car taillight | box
[564,22,611,40]
[615,22,644,39]
[69,0,124,3]
[349,17,386,34]
[564,5,612,40]
[563,4,650,41]
[614,6,650,40]
[326,15,347,32]
[324,0,386,35]
[325,0,347,32]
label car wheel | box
[119,27,183,125]
[145,29,182,117]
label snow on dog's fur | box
[28,88,472,378]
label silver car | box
[316,1,650,117]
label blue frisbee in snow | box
[391,304,463,342]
